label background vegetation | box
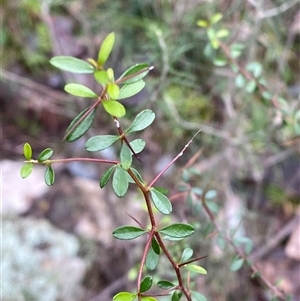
[1,0,299,300]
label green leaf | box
[216,29,229,38]
[184,264,207,274]
[141,297,157,301]
[23,143,32,160]
[118,80,145,99]
[205,190,217,199]
[245,80,256,93]
[64,83,98,98]
[38,148,53,162]
[150,188,172,215]
[126,109,155,133]
[119,63,150,84]
[44,165,55,186]
[146,245,159,270]
[159,223,194,239]
[20,163,33,179]
[157,280,176,289]
[197,19,209,28]
[112,225,146,240]
[100,166,116,188]
[235,74,246,88]
[50,56,94,73]
[129,139,146,154]
[230,257,244,271]
[98,32,115,65]
[120,143,132,170]
[246,61,262,78]
[107,83,120,99]
[230,43,245,58]
[113,292,136,301]
[210,13,223,24]
[140,276,153,293]
[94,70,109,85]
[112,165,129,197]
[191,291,207,301]
[171,291,182,301]
[85,135,119,152]
[66,107,96,142]
[102,100,126,117]
[128,168,144,183]
[151,237,160,254]
[180,248,193,263]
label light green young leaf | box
[216,29,230,38]
[20,163,33,179]
[112,165,129,197]
[141,297,157,301]
[113,292,136,301]
[235,74,246,88]
[126,109,155,133]
[23,143,32,160]
[180,248,194,263]
[112,225,146,240]
[157,280,176,289]
[85,135,119,152]
[191,291,207,301]
[210,13,223,24]
[118,80,145,99]
[38,148,53,162]
[102,100,126,117]
[50,56,94,73]
[184,264,207,274]
[94,70,109,85]
[66,107,96,142]
[129,139,146,154]
[159,223,194,238]
[120,143,132,170]
[119,63,150,84]
[146,245,159,270]
[230,257,244,271]
[100,166,116,188]
[246,61,262,78]
[98,32,115,65]
[150,188,172,215]
[246,80,257,93]
[64,83,98,98]
[197,19,209,28]
[107,83,120,99]
[230,43,245,58]
[140,276,153,293]
[44,165,55,186]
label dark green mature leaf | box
[146,246,159,270]
[150,188,172,215]
[191,291,207,301]
[171,291,182,301]
[44,165,55,186]
[50,56,94,73]
[184,264,207,274]
[85,135,119,152]
[120,143,132,170]
[112,292,136,301]
[180,248,193,263]
[38,148,53,162]
[66,107,96,142]
[98,32,115,65]
[126,109,155,133]
[118,80,145,99]
[112,225,146,240]
[100,166,116,188]
[157,280,176,290]
[129,139,146,154]
[159,223,194,238]
[151,237,160,254]
[107,83,120,99]
[23,143,32,160]
[102,100,126,117]
[128,168,144,183]
[20,163,33,179]
[140,276,153,293]
[64,83,98,98]
[119,63,150,84]
[112,165,129,197]
[230,257,244,271]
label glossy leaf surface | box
[141,297,157,301]
[112,292,136,301]
[85,135,119,152]
[66,108,96,142]
[126,109,155,133]
[112,165,129,197]
[103,100,126,117]
[100,166,116,188]
[98,32,115,65]
[64,83,98,98]
[38,148,53,162]
[140,276,153,293]
[159,223,194,239]
[20,163,33,179]
[23,143,32,160]
[113,225,146,240]
[150,188,172,215]
[44,165,55,186]
[118,80,145,99]
[157,280,176,289]
[119,63,149,84]
[151,237,160,255]
[50,56,94,73]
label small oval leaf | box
[119,63,150,84]
[64,83,98,98]
[126,109,155,133]
[112,226,146,240]
[151,237,160,255]
[23,143,32,160]
[191,291,207,301]
[102,100,126,118]
[107,83,120,99]
[120,143,132,170]
[94,70,109,85]
[157,280,176,290]
[112,165,129,197]
[100,166,116,188]
[113,292,136,301]
[66,107,96,142]
[230,257,244,271]
[44,165,55,186]
[184,264,207,274]
[159,223,194,239]
[146,246,159,271]
[129,139,146,154]
[180,248,194,263]
[118,80,145,99]
[98,32,115,65]
[140,276,153,293]
[150,188,172,215]
[38,148,54,162]
[50,56,94,74]
[20,163,33,179]
[85,135,119,152]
